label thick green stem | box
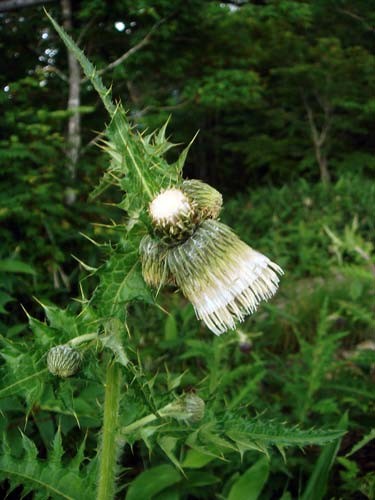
[97,360,121,500]
[121,413,158,434]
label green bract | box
[181,179,223,220]
[184,393,205,422]
[47,345,81,378]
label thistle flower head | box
[150,188,191,224]
[47,345,81,378]
[167,220,283,335]
[184,393,205,422]
[141,181,283,335]
[149,188,197,243]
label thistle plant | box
[0,12,346,500]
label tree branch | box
[337,7,374,32]
[41,64,68,82]
[303,94,332,184]
[133,99,191,119]
[77,16,97,45]
[0,0,55,11]
[81,18,165,83]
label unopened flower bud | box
[181,179,222,220]
[139,234,174,288]
[237,330,253,353]
[184,393,205,422]
[159,393,205,423]
[47,345,81,378]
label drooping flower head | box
[140,180,283,335]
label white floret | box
[149,188,191,224]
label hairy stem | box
[97,360,121,500]
[121,413,158,434]
[68,332,98,346]
[120,402,182,435]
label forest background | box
[0,0,374,499]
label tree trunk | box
[304,99,332,185]
[61,0,81,191]
[315,145,330,185]
[0,0,55,11]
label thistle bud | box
[139,234,174,288]
[184,393,205,422]
[237,330,253,353]
[181,179,222,220]
[159,393,205,423]
[47,345,81,378]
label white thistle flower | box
[166,220,283,335]
[140,183,283,335]
[149,188,196,243]
[149,188,192,227]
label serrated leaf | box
[0,431,96,499]
[94,248,153,321]
[346,428,375,457]
[46,10,115,116]
[224,416,346,448]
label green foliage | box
[126,464,181,500]
[227,456,269,500]
[0,1,374,499]
[0,430,97,499]
[301,414,348,500]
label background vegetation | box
[0,1,374,499]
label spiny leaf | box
[46,10,115,117]
[0,431,97,499]
[0,336,47,404]
[223,416,346,448]
[93,246,153,321]
[47,11,183,216]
